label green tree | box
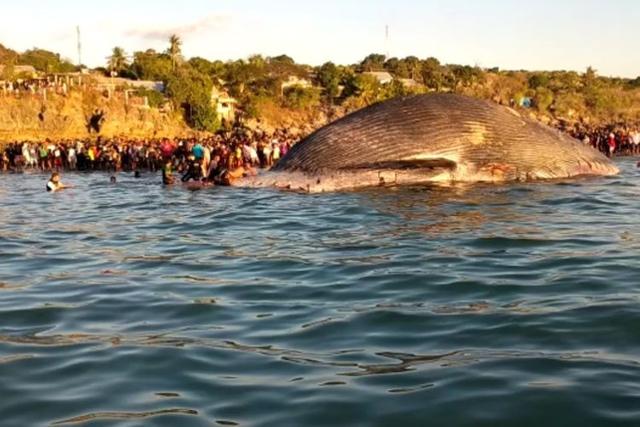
[166,34,183,70]
[0,64,14,80]
[267,54,307,79]
[317,62,343,102]
[188,57,227,83]
[135,88,166,108]
[583,66,597,88]
[448,65,485,90]
[107,47,128,75]
[627,76,640,89]
[528,73,550,90]
[534,87,554,112]
[548,71,581,92]
[360,53,386,72]
[343,73,382,104]
[131,49,173,81]
[383,57,400,74]
[420,57,443,90]
[166,67,219,132]
[402,56,422,80]
[248,54,267,69]
[19,48,75,73]
[0,43,18,65]
[554,91,584,118]
[283,86,321,110]
[224,59,268,97]
[382,79,410,99]
[270,54,295,65]
[188,57,215,77]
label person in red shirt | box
[607,133,616,157]
[160,139,176,159]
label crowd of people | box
[568,125,640,157]
[0,128,297,187]
[2,123,640,190]
[1,77,73,97]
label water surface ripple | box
[1,159,639,426]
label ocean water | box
[0,159,639,427]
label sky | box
[1,0,639,77]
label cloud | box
[125,14,230,41]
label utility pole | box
[76,26,82,68]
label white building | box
[281,75,313,91]
[362,71,394,85]
[211,87,238,122]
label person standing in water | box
[162,160,175,185]
[46,172,71,192]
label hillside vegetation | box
[2,39,640,142]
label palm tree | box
[167,34,183,70]
[107,47,128,75]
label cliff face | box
[0,91,194,142]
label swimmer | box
[162,160,175,185]
[110,176,117,184]
[217,153,257,186]
[181,155,203,183]
[46,172,71,192]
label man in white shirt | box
[632,131,640,155]
[68,147,77,170]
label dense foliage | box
[165,66,218,132]
[3,37,640,129]
[0,43,76,75]
[19,48,76,73]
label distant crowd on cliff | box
[0,129,297,186]
[0,78,72,97]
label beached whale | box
[237,93,619,192]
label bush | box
[554,91,585,118]
[342,73,382,104]
[282,86,321,110]
[528,73,550,90]
[119,69,139,80]
[135,88,165,108]
[534,87,554,112]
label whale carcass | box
[237,94,619,192]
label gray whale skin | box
[237,93,619,192]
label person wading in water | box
[46,172,71,192]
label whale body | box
[238,93,618,192]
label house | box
[281,75,312,91]
[211,87,238,122]
[362,71,394,85]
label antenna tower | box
[76,26,82,67]
[385,25,390,59]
